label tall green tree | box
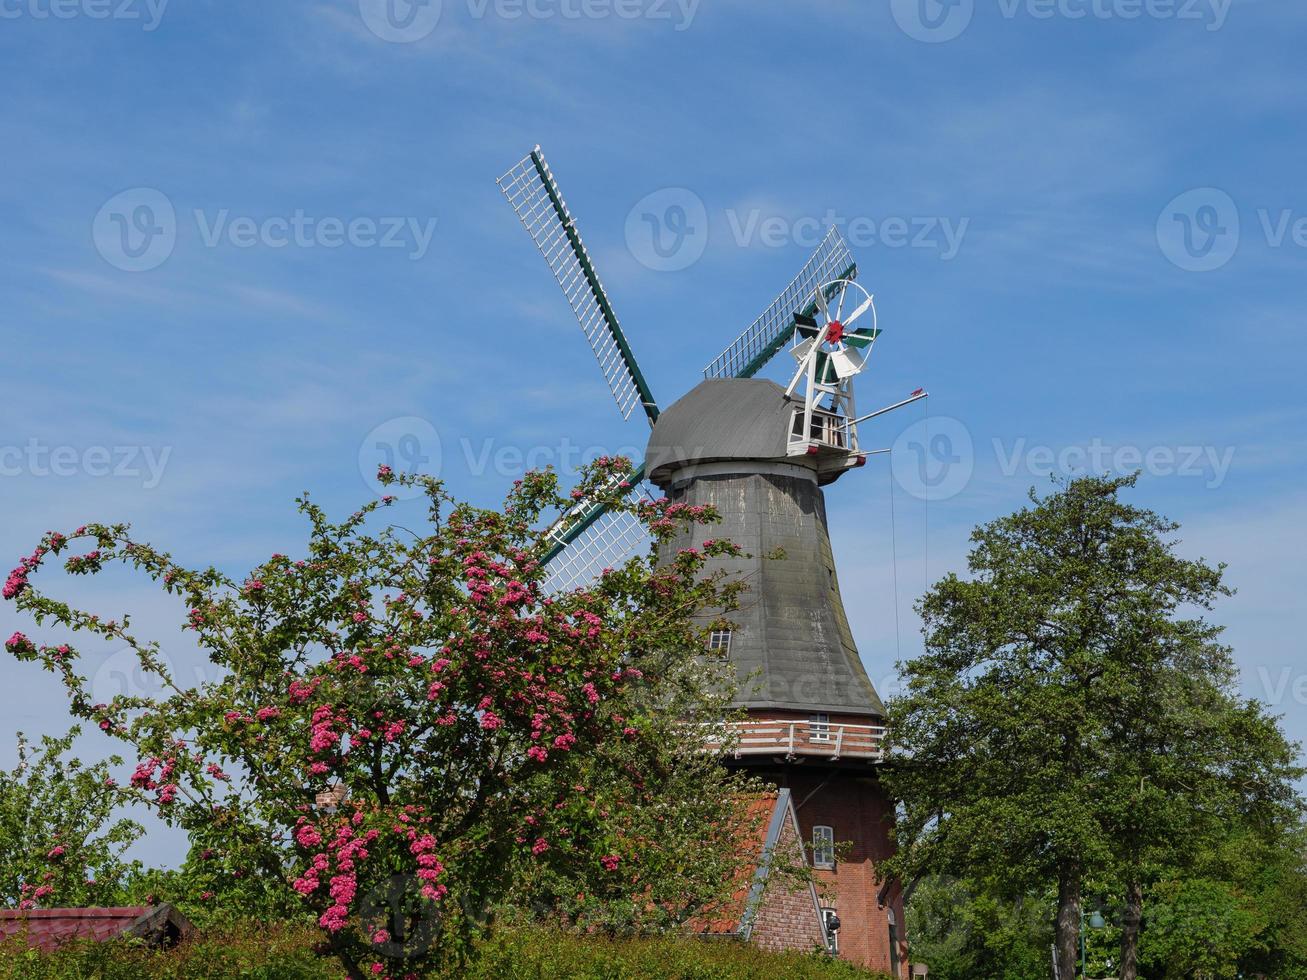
[883,474,1303,980]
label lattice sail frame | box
[542,480,657,594]
[703,227,857,381]
[498,146,659,424]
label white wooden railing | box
[706,719,887,762]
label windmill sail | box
[703,227,857,381]
[498,146,660,424]
[541,470,656,594]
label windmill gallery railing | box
[704,719,888,763]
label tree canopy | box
[884,474,1304,980]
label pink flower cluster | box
[5,631,35,655]
[310,705,344,755]
[130,756,179,806]
[4,545,46,600]
[409,832,446,901]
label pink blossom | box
[600,854,620,872]
[5,632,35,654]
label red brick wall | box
[747,806,828,955]
[744,768,907,975]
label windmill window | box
[789,408,847,448]
[707,629,733,652]
[810,713,831,742]
[812,825,835,869]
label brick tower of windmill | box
[498,147,926,975]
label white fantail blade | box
[814,283,832,320]
[790,336,817,364]
[829,346,866,380]
[843,295,874,327]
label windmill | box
[497,146,925,973]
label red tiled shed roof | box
[0,904,194,951]
[693,791,782,936]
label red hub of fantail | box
[824,320,845,344]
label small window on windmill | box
[707,629,733,652]
[812,825,836,869]
[810,712,831,742]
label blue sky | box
[2,0,1305,865]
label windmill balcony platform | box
[706,717,888,763]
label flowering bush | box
[0,727,144,909]
[4,460,760,979]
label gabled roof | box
[693,788,828,947]
[0,904,194,951]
